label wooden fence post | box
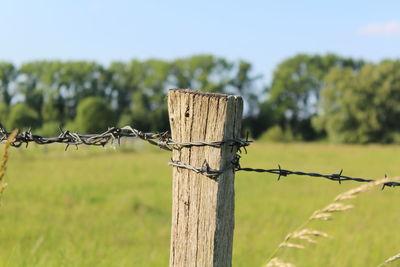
[168,89,243,267]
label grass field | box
[0,142,400,267]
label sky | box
[1,0,400,83]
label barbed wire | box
[0,125,251,151]
[169,155,400,189]
[0,124,398,188]
[235,167,399,190]
[169,160,228,179]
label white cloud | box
[358,21,400,37]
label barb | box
[0,125,251,151]
[168,160,229,179]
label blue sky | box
[1,0,399,82]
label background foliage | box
[1,54,399,143]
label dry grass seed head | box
[0,130,18,200]
[279,242,305,249]
[309,203,354,221]
[379,253,400,267]
[0,183,8,195]
[297,229,330,238]
[309,212,332,221]
[321,203,354,213]
[335,178,398,201]
[285,229,331,244]
[265,257,296,267]
[309,203,353,221]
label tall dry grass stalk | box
[378,253,400,267]
[0,130,18,201]
[263,177,399,267]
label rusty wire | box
[0,124,398,188]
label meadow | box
[0,141,400,267]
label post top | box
[168,88,242,100]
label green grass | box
[1,142,400,266]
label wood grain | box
[168,89,243,267]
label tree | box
[58,61,112,119]
[17,62,48,114]
[264,53,364,140]
[17,61,66,122]
[41,96,62,123]
[245,100,276,138]
[170,55,232,93]
[0,102,9,126]
[228,60,263,137]
[109,60,147,115]
[141,59,171,131]
[313,60,400,143]
[37,121,60,136]
[130,90,151,130]
[110,59,171,130]
[0,62,15,105]
[7,103,41,130]
[229,60,261,114]
[75,97,115,133]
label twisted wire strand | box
[1,124,398,188]
[235,167,400,188]
[169,155,400,188]
[168,160,228,179]
[0,125,251,151]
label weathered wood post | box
[168,89,243,267]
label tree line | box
[1,54,399,144]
